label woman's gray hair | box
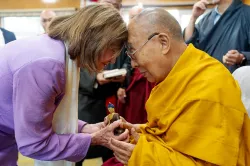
[48,4,128,71]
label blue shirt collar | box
[214,6,222,16]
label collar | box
[214,6,222,16]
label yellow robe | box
[244,0,250,5]
[128,44,250,166]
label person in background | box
[0,5,129,165]
[76,0,131,166]
[0,27,16,47]
[105,8,250,166]
[117,5,154,125]
[184,0,250,73]
[100,0,122,10]
[40,9,56,33]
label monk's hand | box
[81,122,105,134]
[223,50,245,66]
[117,88,126,103]
[110,128,140,165]
[90,120,129,148]
[121,121,142,133]
[130,128,140,142]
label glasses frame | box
[126,32,160,60]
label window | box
[0,9,75,39]
[2,17,43,39]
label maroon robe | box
[103,157,123,166]
[117,68,154,124]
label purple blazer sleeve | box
[12,58,91,162]
[78,120,87,133]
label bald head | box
[130,8,183,41]
[100,0,122,10]
[129,6,143,21]
[127,8,187,83]
[40,10,56,33]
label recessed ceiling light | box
[42,0,58,3]
[138,2,143,8]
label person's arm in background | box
[13,58,91,162]
[184,0,209,45]
[222,50,249,67]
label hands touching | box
[81,114,142,165]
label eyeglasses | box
[126,32,160,60]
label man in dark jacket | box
[0,28,16,46]
[184,0,250,73]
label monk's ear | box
[158,33,170,55]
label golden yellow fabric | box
[128,44,250,166]
[243,0,250,5]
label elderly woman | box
[0,4,128,165]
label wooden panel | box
[0,0,80,9]
[122,0,198,5]
[123,0,250,6]
[123,0,250,5]
[0,0,247,10]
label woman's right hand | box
[90,120,129,149]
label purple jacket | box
[0,34,91,165]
